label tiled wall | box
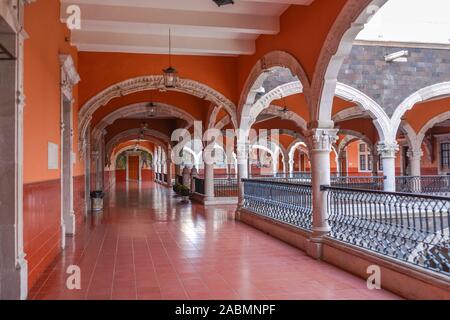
[24,180,61,289]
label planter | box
[90,190,104,212]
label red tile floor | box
[29,182,401,300]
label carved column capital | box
[306,128,338,152]
[377,141,399,159]
[407,149,423,161]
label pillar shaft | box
[378,141,399,192]
[306,128,338,259]
[204,163,215,199]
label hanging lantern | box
[163,66,178,88]
[163,28,178,88]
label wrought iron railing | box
[247,174,385,191]
[330,176,385,191]
[242,179,313,231]
[214,178,238,197]
[322,185,450,276]
[194,177,205,195]
[396,175,450,196]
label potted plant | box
[178,185,191,203]
[173,183,182,197]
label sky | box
[356,0,450,45]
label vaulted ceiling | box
[60,0,314,56]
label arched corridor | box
[28,182,398,300]
[1,0,449,302]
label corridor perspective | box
[29,182,399,300]
[1,0,449,301]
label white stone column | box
[408,150,423,177]
[237,142,249,207]
[377,141,399,192]
[306,128,338,259]
[182,166,191,188]
[288,159,294,178]
[190,167,198,193]
[166,158,173,186]
[371,151,379,176]
[204,162,215,200]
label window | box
[358,143,372,172]
[441,143,450,168]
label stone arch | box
[338,129,374,156]
[111,145,154,170]
[93,102,196,136]
[105,128,170,166]
[335,82,391,141]
[288,139,309,163]
[311,0,389,123]
[417,111,450,150]
[261,103,308,133]
[79,75,238,150]
[238,51,311,118]
[391,82,450,139]
[241,81,304,133]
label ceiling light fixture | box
[162,28,178,88]
[212,0,234,7]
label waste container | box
[90,191,104,212]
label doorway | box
[128,155,140,180]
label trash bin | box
[90,191,104,212]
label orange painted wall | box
[23,0,84,290]
[78,52,238,107]
[405,97,450,133]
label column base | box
[0,254,28,300]
[306,238,324,260]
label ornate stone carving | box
[59,54,80,102]
[306,129,338,152]
[79,76,238,145]
[377,141,399,159]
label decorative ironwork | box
[331,176,385,191]
[396,176,450,196]
[248,173,384,191]
[194,177,205,195]
[323,185,450,276]
[242,179,312,231]
[214,178,238,197]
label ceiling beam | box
[60,2,280,35]
[71,30,255,55]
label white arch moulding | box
[105,128,171,166]
[79,75,238,152]
[391,82,450,139]
[238,50,311,118]
[261,104,308,133]
[241,81,304,134]
[110,145,154,171]
[332,106,368,123]
[335,82,391,141]
[250,144,280,174]
[337,129,374,153]
[311,0,389,124]
[417,111,450,151]
[92,102,196,144]
[288,139,309,163]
